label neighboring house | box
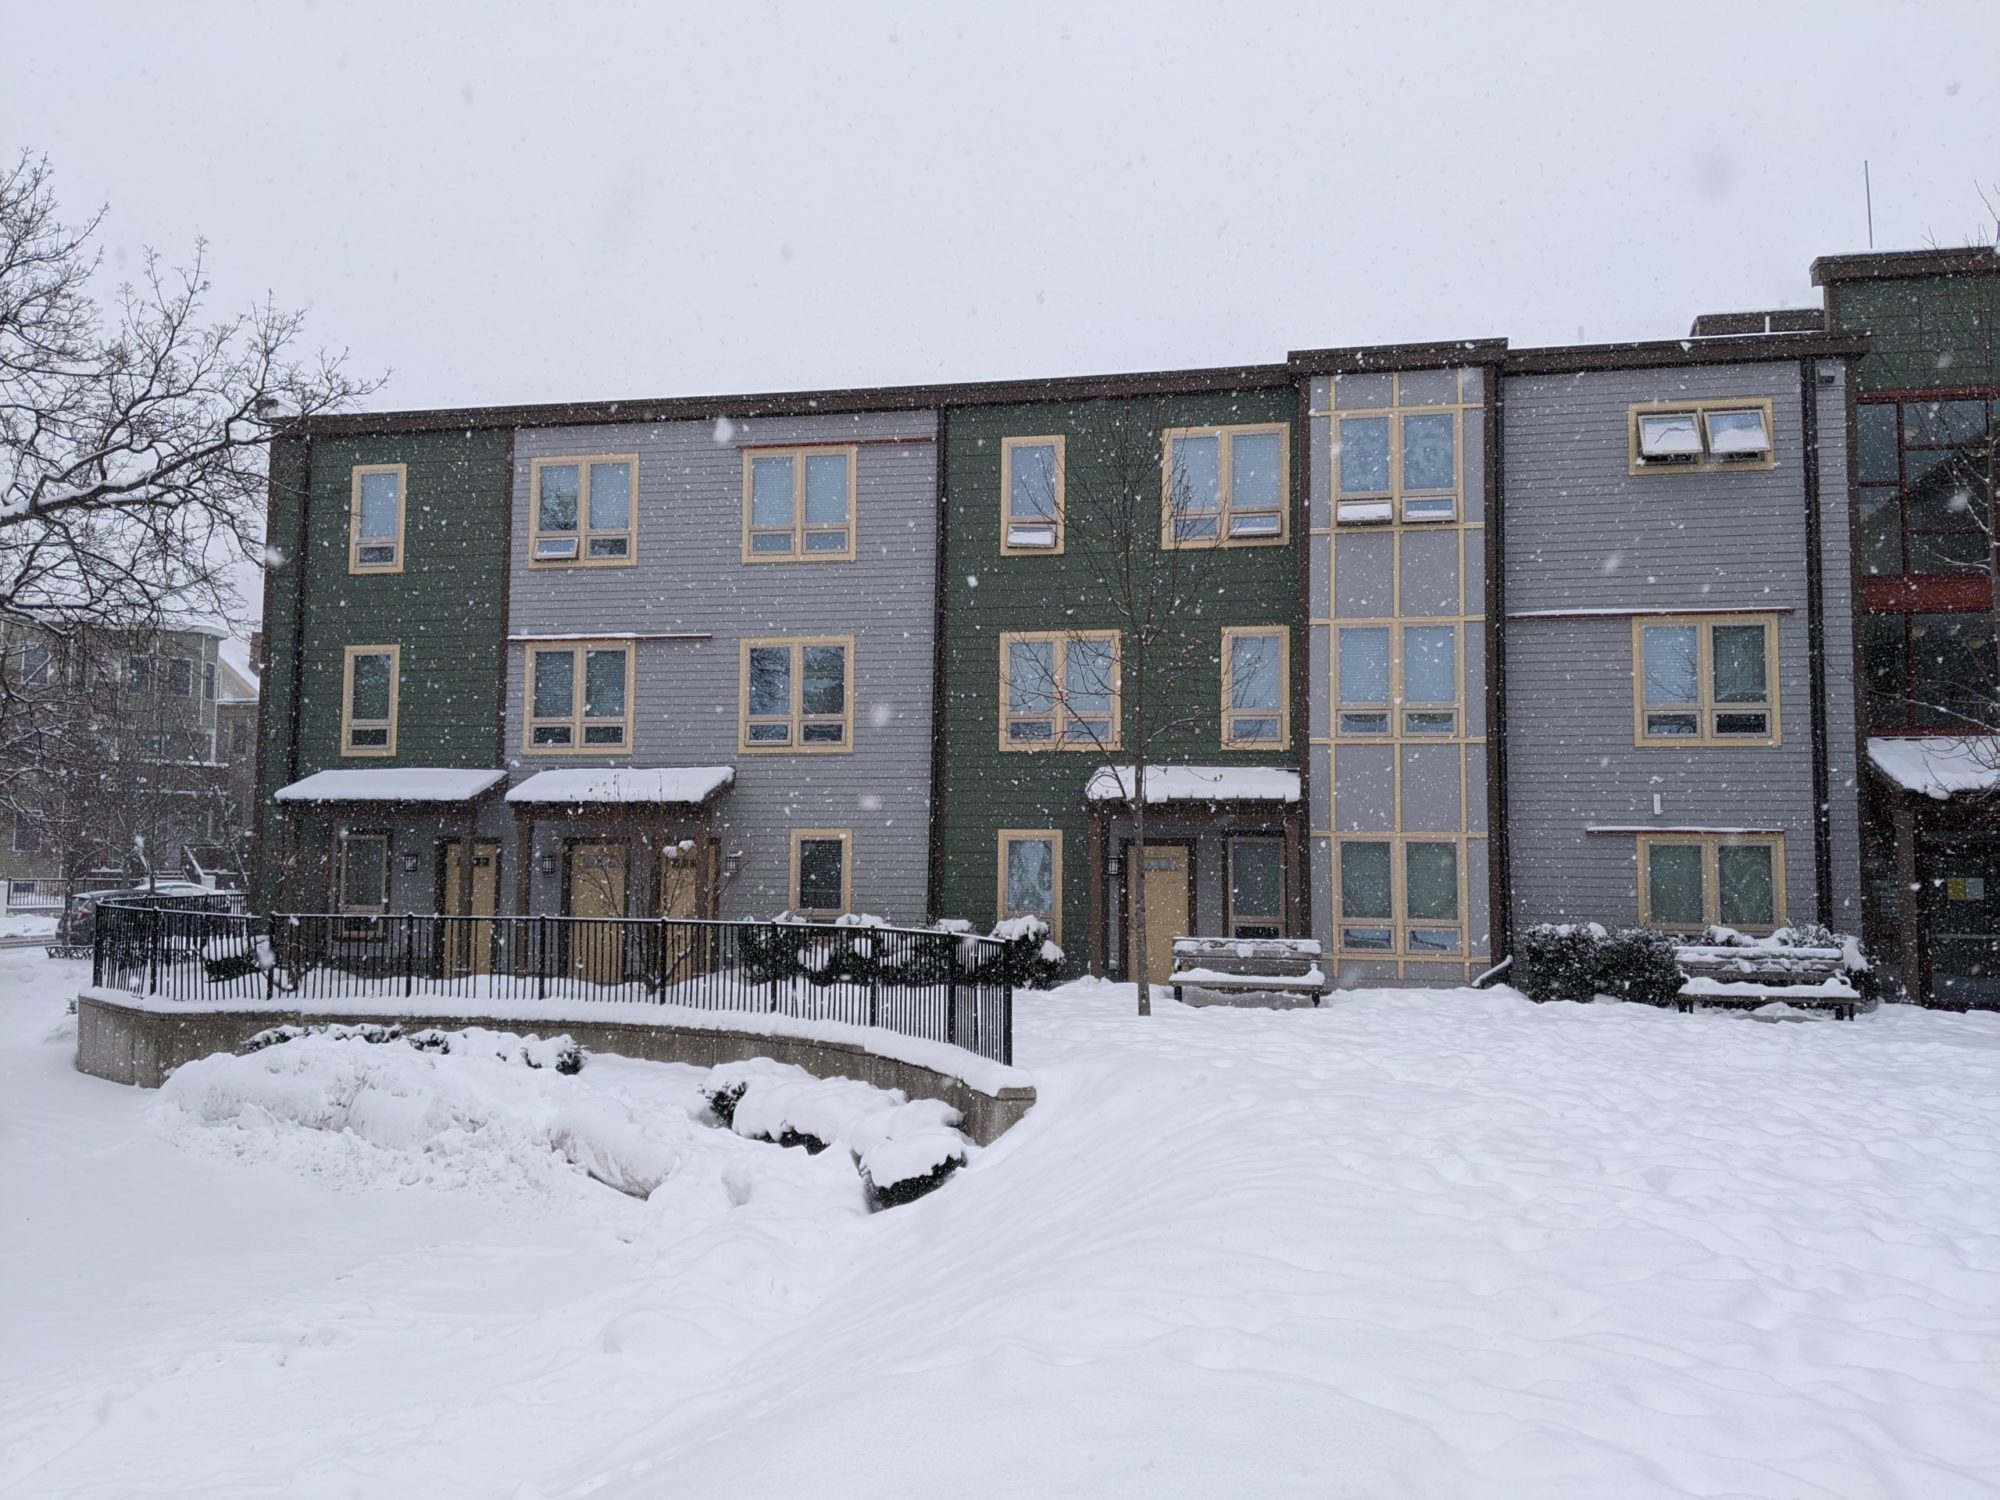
[256,428,512,913]
[257,396,943,936]
[1,618,230,909]
[245,242,1998,1005]
[1499,329,1866,956]
[936,373,1305,984]
[1816,247,2000,1005]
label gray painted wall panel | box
[1502,360,1833,937]
[1401,745,1462,831]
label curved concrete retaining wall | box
[74,992,1035,1144]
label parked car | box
[48,882,235,959]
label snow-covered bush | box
[1517,923,1606,1003]
[1593,928,1683,1008]
[239,1023,585,1074]
[1517,924,1678,1006]
[988,915,1065,990]
[702,1061,972,1207]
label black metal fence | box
[93,904,1015,1064]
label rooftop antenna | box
[1864,161,1874,249]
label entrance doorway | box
[1127,843,1191,987]
[440,840,499,976]
[565,841,628,985]
[1927,836,2000,1008]
[658,843,713,986]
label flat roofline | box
[1811,247,2000,285]
[289,362,1294,438]
[1285,338,1509,374]
[1504,329,1869,376]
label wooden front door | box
[657,844,712,987]
[1128,843,1191,987]
[566,841,628,985]
[441,840,500,976]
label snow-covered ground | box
[4,947,1998,1498]
[0,913,57,940]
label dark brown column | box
[513,808,534,917]
[1088,806,1107,978]
[1894,802,1923,1004]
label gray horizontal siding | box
[1502,360,1826,934]
[505,410,939,923]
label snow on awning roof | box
[506,766,735,807]
[1086,765,1301,805]
[275,769,507,804]
[1866,737,2000,801]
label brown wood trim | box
[1287,338,1509,375]
[925,411,951,924]
[1290,377,1313,945]
[512,808,533,917]
[1812,247,2000,286]
[1504,331,1869,376]
[1089,807,1107,979]
[289,363,1294,439]
[1859,575,1997,612]
[1800,357,1834,926]
[496,428,516,772]
[1484,366,1511,963]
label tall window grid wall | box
[1308,366,1490,982]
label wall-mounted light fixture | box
[537,852,557,875]
[399,852,420,874]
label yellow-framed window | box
[1001,435,1066,553]
[1333,391,1462,526]
[1336,837,1464,956]
[740,637,855,753]
[1633,615,1779,746]
[1221,627,1290,749]
[997,829,1063,944]
[341,644,400,757]
[335,831,390,938]
[1000,631,1121,750]
[524,642,633,754]
[349,463,408,573]
[1227,836,1285,939]
[742,445,858,562]
[1638,834,1785,933]
[1333,624,1459,738]
[528,455,637,566]
[1161,424,1290,547]
[790,829,852,917]
[1629,398,1776,473]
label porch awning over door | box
[274,768,507,804]
[1085,764,1300,805]
[505,766,735,809]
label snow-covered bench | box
[1168,937,1327,1009]
[1673,943,1860,1021]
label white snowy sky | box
[4,1,1995,416]
[4,2,1995,635]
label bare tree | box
[0,151,376,711]
[1006,414,1235,1015]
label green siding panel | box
[937,391,1300,966]
[255,430,510,905]
[1840,276,2000,393]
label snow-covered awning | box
[274,768,507,804]
[1086,765,1301,805]
[1866,737,2000,801]
[506,766,735,807]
